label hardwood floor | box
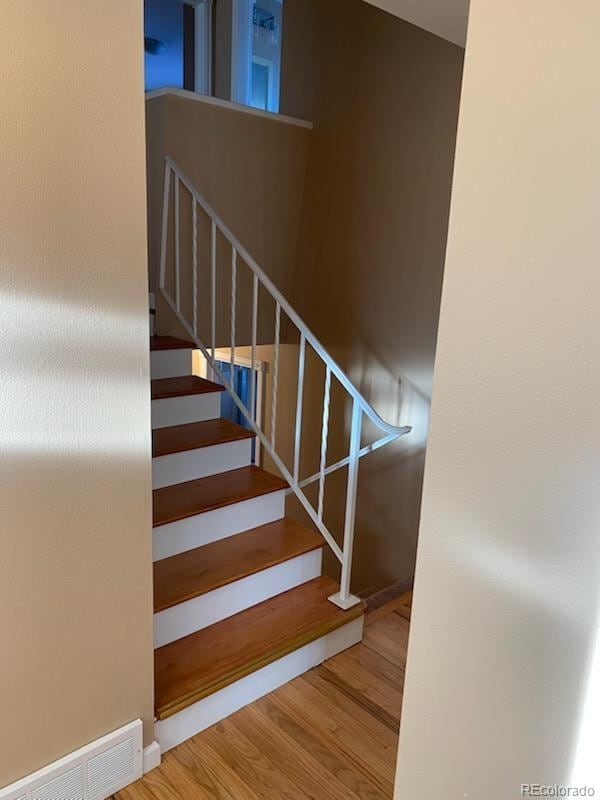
[112,600,411,800]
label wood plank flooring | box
[112,603,410,799]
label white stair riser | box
[150,349,194,380]
[155,616,364,753]
[153,490,285,561]
[152,439,253,489]
[154,548,323,648]
[151,392,221,429]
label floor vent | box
[0,721,142,800]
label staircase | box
[150,335,365,753]
[149,157,412,754]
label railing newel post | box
[329,399,363,610]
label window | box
[231,0,282,114]
[251,57,272,111]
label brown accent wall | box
[280,0,464,594]
[0,0,153,788]
[146,93,311,344]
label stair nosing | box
[152,419,255,459]
[152,465,288,527]
[154,579,364,719]
[151,376,225,400]
[150,336,196,351]
[153,520,325,613]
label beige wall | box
[0,0,154,788]
[362,0,470,47]
[280,0,464,595]
[396,0,600,796]
[146,93,311,343]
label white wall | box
[395,0,600,797]
[0,0,154,788]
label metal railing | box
[159,157,411,609]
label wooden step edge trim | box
[155,602,364,720]
[152,427,255,458]
[153,477,288,527]
[150,337,196,351]
[153,538,325,613]
[151,383,225,400]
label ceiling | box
[363,0,469,47]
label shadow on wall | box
[347,338,431,594]
[222,336,429,597]
[281,0,465,593]
[0,285,154,786]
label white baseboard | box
[0,720,143,800]
[142,742,161,775]
[154,548,323,647]
[152,438,253,489]
[156,616,364,753]
[153,490,285,561]
[151,392,221,429]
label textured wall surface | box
[0,0,154,788]
[396,0,600,796]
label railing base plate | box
[328,592,362,611]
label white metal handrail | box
[159,157,411,609]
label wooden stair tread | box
[151,375,224,400]
[153,418,254,458]
[154,576,364,719]
[150,336,196,351]
[153,465,287,527]
[153,518,324,612]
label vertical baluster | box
[250,274,258,421]
[159,164,171,291]
[318,366,332,521]
[270,302,281,448]
[211,221,216,366]
[174,176,180,312]
[192,199,198,336]
[337,399,363,606]
[293,334,306,485]
[230,248,237,389]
